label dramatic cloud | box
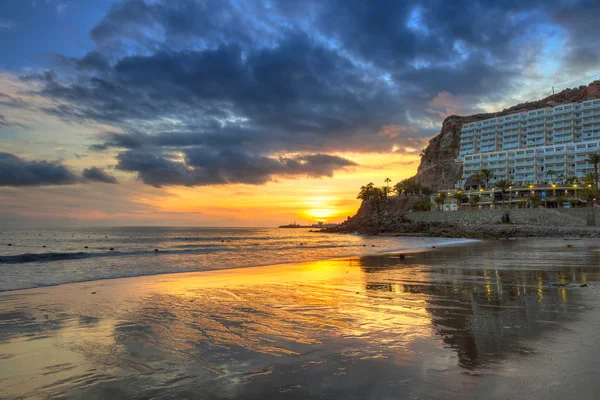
[116,150,356,187]
[0,152,79,187]
[82,166,118,184]
[9,0,600,188]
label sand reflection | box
[1,239,600,399]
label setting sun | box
[305,208,337,220]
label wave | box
[0,245,251,264]
[0,251,119,264]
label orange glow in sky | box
[125,152,422,226]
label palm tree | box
[469,195,481,210]
[495,179,512,209]
[478,169,494,188]
[580,187,599,208]
[435,192,448,211]
[394,178,422,196]
[383,177,392,199]
[529,193,542,209]
[452,192,466,210]
[585,153,600,189]
[558,173,565,184]
[584,172,596,186]
[546,169,556,184]
[357,183,378,201]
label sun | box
[300,196,341,221]
[305,208,337,220]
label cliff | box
[414,80,600,189]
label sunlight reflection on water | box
[1,238,599,399]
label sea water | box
[0,227,475,291]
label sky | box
[0,0,599,227]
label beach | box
[2,238,600,399]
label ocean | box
[0,227,475,291]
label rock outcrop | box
[324,213,600,238]
[354,195,431,218]
[414,80,600,189]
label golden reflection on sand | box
[0,257,435,398]
[2,239,598,399]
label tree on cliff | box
[357,183,384,201]
[495,179,512,209]
[585,153,600,189]
[383,178,392,199]
[478,169,494,188]
[394,178,422,196]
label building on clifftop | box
[457,98,600,186]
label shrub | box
[413,201,432,212]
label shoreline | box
[0,237,475,293]
[2,238,600,399]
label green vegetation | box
[585,153,600,189]
[356,179,433,211]
[477,169,494,188]
[452,192,467,209]
[434,193,447,211]
[412,201,432,212]
[494,179,512,209]
[383,177,392,199]
[528,193,542,208]
[393,177,423,196]
[469,195,481,209]
[356,182,383,201]
[565,176,578,185]
[584,172,596,186]
[579,187,599,208]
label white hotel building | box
[458,98,600,187]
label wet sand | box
[1,238,600,399]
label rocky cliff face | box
[414,80,600,189]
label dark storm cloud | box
[21,0,600,187]
[89,0,259,51]
[42,34,400,132]
[0,152,79,187]
[82,167,118,184]
[116,149,356,187]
